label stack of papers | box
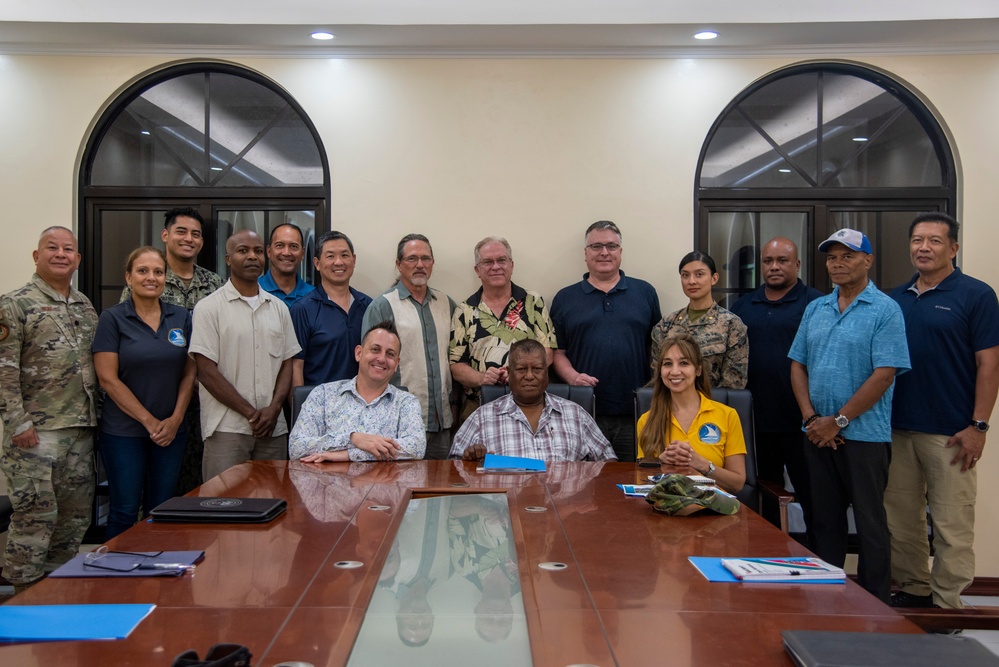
[722,557,846,582]
[688,556,846,585]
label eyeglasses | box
[586,243,621,252]
[82,545,195,573]
[400,255,434,265]
[477,257,510,268]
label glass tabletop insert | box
[347,493,531,665]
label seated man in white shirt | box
[449,339,617,462]
[289,321,426,462]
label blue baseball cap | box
[818,228,873,254]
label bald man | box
[190,230,301,480]
[730,237,823,540]
[0,227,98,593]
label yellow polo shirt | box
[636,393,747,466]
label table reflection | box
[348,493,531,665]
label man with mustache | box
[362,234,456,460]
[190,229,301,480]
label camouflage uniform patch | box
[651,303,749,390]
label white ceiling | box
[2,0,999,56]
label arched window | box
[695,62,956,306]
[79,62,329,311]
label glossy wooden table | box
[0,460,920,666]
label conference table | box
[0,460,920,666]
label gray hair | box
[473,237,513,264]
[584,220,622,245]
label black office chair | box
[633,386,794,530]
[291,385,317,427]
[480,383,596,418]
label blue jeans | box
[99,429,187,539]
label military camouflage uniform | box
[0,274,98,585]
[449,283,556,411]
[120,263,223,494]
[650,303,749,390]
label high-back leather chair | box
[291,385,317,427]
[634,386,793,529]
[480,383,596,418]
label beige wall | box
[0,53,997,573]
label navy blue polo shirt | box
[730,280,823,432]
[550,271,661,416]
[891,268,999,435]
[92,299,192,437]
[290,285,372,385]
[258,270,315,307]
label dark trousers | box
[99,429,187,539]
[804,438,891,603]
[757,431,814,544]
[596,414,636,462]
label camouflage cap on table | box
[645,473,740,516]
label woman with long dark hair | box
[637,332,746,494]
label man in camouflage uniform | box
[120,208,223,494]
[0,226,98,593]
[119,207,223,309]
[449,237,556,422]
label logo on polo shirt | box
[167,328,187,347]
[699,423,722,444]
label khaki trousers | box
[202,432,288,482]
[884,429,976,609]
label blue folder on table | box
[0,604,155,641]
[688,557,845,584]
[480,454,546,473]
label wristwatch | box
[972,420,990,433]
[703,461,716,477]
[834,412,850,429]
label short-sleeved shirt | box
[92,298,192,437]
[650,303,748,390]
[730,280,824,432]
[449,392,617,462]
[288,378,426,461]
[449,283,557,396]
[788,280,910,443]
[362,284,457,432]
[190,281,301,438]
[121,264,222,311]
[290,285,372,386]
[635,393,747,466]
[258,270,315,308]
[0,274,98,436]
[551,271,661,416]
[890,268,999,435]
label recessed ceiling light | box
[853,137,869,142]
[210,167,223,171]
[140,130,151,135]
[778,168,792,173]
[693,31,719,40]
[311,31,335,41]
